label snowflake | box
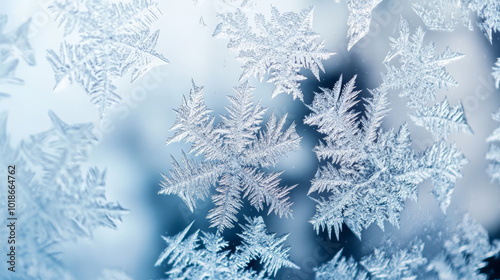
[305,76,467,240]
[46,0,168,117]
[382,18,464,109]
[493,58,500,89]
[213,6,334,101]
[428,214,500,279]
[155,216,298,279]
[160,81,301,231]
[0,15,35,86]
[0,111,125,280]
[345,0,383,51]
[410,97,473,140]
[315,240,425,280]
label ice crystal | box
[360,240,426,279]
[428,214,500,279]
[493,58,500,89]
[155,216,298,279]
[315,240,425,280]
[0,111,125,280]
[305,76,467,240]
[46,0,168,117]
[213,6,334,101]
[315,249,368,280]
[0,15,35,85]
[410,98,472,140]
[345,0,383,51]
[160,81,300,231]
[382,18,464,109]
[413,0,500,43]
[486,108,500,182]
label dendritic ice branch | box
[413,0,500,43]
[213,6,334,101]
[345,0,383,51]
[0,112,125,280]
[493,58,500,89]
[315,240,426,280]
[305,76,467,240]
[155,216,298,279]
[0,15,36,86]
[160,81,301,232]
[47,0,168,117]
[428,214,500,279]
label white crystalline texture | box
[47,0,168,117]
[213,6,334,101]
[413,0,500,43]
[428,214,500,279]
[0,15,35,86]
[315,240,425,279]
[383,19,464,109]
[493,58,500,89]
[486,108,500,182]
[155,216,298,279]
[160,81,301,231]
[0,112,125,280]
[410,97,473,140]
[305,76,467,240]
[346,0,383,50]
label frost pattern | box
[315,249,368,280]
[0,112,125,280]
[428,214,500,280]
[160,81,300,231]
[413,0,500,43]
[305,76,467,240]
[345,0,383,51]
[315,241,425,280]
[155,216,298,279]
[213,6,334,101]
[0,15,35,86]
[486,108,500,182]
[493,58,500,89]
[46,0,168,117]
[382,19,464,109]
[410,98,472,140]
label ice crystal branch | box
[305,76,467,240]
[345,0,383,51]
[414,0,500,43]
[160,81,301,231]
[493,58,500,89]
[315,240,426,280]
[213,6,334,101]
[47,0,168,117]
[486,108,500,182]
[428,214,500,279]
[0,15,35,86]
[0,112,125,280]
[155,216,298,279]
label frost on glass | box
[413,0,500,43]
[493,58,500,89]
[213,6,334,101]
[305,76,467,240]
[486,108,500,182]
[315,240,425,280]
[155,216,298,279]
[409,98,472,141]
[46,0,168,117]
[0,15,35,86]
[382,19,464,109]
[97,269,134,280]
[0,112,125,280]
[160,81,301,232]
[344,0,383,51]
[428,214,500,279]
